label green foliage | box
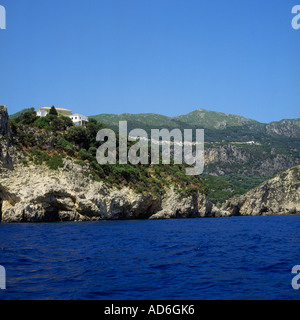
[46,154,64,170]
[78,148,93,161]
[60,115,73,127]
[14,107,298,201]
[55,135,75,155]
[34,116,51,130]
[202,174,267,206]
[11,107,74,134]
[49,106,58,116]
[9,108,33,119]
[28,149,64,170]
[14,108,37,125]
[67,126,88,147]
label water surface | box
[0,216,300,300]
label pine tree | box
[49,106,58,116]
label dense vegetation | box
[90,109,300,147]
[9,108,207,197]
[9,107,299,203]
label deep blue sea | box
[0,215,300,300]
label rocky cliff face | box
[0,163,227,222]
[204,144,298,177]
[222,164,300,216]
[0,106,226,222]
[266,119,300,138]
[0,106,15,170]
[1,106,299,222]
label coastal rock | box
[222,164,300,216]
[0,164,221,222]
[204,144,298,177]
[0,106,15,170]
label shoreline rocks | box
[0,164,227,223]
[222,164,300,216]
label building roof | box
[70,113,87,117]
[37,107,72,112]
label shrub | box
[46,154,64,170]
[34,116,51,130]
[67,126,88,147]
[15,108,37,125]
[55,135,75,155]
[49,106,58,116]
[78,148,92,161]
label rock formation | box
[222,164,300,216]
[0,105,15,170]
[0,163,227,222]
[1,106,299,222]
[0,106,227,222]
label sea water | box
[0,216,300,300]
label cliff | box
[204,143,298,177]
[0,163,227,222]
[0,106,226,222]
[1,106,299,222]
[222,164,300,216]
[0,105,15,170]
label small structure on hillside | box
[36,107,88,126]
[37,107,72,117]
[70,114,89,126]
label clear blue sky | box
[0,0,299,123]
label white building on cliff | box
[36,107,88,126]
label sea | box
[0,215,300,300]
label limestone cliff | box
[0,163,225,222]
[204,144,298,177]
[0,106,225,222]
[0,106,15,170]
[222,164,300,216]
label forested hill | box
[8,107,300,205]
[90,108,300,142]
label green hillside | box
[90,108,300,143]
[9,108,33,119]
[90,108,261,132]
[7,106,299,205]
[174,109,261,129]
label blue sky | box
[0,0,299,123]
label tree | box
[49,106,58,116]
[67,126,88,148]
[15,108,37,125]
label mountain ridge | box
[89,108,300,140]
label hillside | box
[1,106,227,222]
[90,108,300,142]
[4,107,208,197]
[1,105,300,221]
[222,164,300,216]
[7,107,300,205]
[90,108,300,203]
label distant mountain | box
[90,108,260,131]
[90,108,300,202]
[173,109,260,129]
[9,108,32,119]
[90,108,300,141]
